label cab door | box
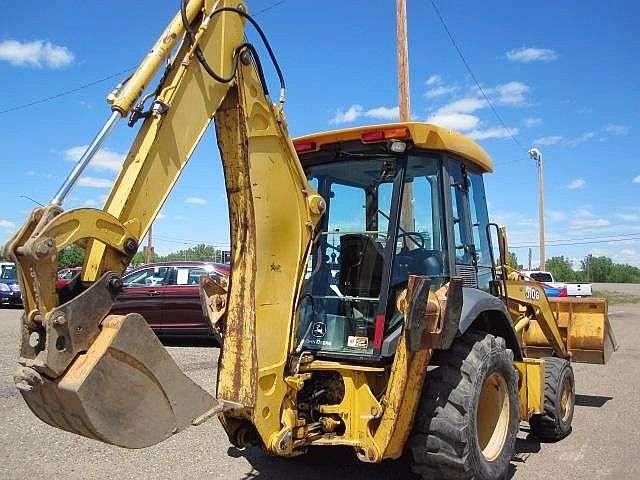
[446,158,478,287]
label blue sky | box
[0,1,638,267]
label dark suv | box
[110,261,229,340]
[0,263,23,307]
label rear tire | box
[409,331,519,480]
[529,357,574,441]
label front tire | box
[409,331,519,480]
[529,357,574,441]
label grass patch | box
[593,290,640,305]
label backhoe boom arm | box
[4,0,323,449]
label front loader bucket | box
[15,314,219,448]
[522,297,618,364]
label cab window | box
[467,170,492,290]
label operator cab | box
[294,123,494,362]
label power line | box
[0,1,286,115]
[253,0,286,16]
[428,0,525,152]
[0,67,135,115]
[494,157,531,167]
[511,235,640,249]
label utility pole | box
[396,0,414,233]
[145,224,154,264]
[396,0,411,123]
[528,148,545,270]
[528,247,532,271]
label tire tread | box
[409,331,518,480]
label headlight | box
[0,283,9,292]
[10,284,20,292]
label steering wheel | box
[397,231,425,249]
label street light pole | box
[528,147,545,270]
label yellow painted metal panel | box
[514,359,545,419]
[294,122,494,172]
[84,0,244,280]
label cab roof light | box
[361,127,411,143]
[293,140,317,154]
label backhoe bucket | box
[522,297,618,364]
[15,314,219,448]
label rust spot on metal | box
[162,32,177,44]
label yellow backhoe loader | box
[3,2,617,479]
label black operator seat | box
[338,234,384,298]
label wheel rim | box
[560,374,573,422]
[476,372,510,462]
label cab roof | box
[293,122,494,173]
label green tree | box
[507,251,519,269]
[130,252,146,266]
[546,256,576,282]
[57,245,84,269]
[580,255,640,283]
[582,255,612,282]
[157,244,224,262]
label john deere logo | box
[312,322,327,338]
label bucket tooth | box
[16,313,219,448]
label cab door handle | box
[147,290,161,296]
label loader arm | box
[4,0,323,448]
[494,226,615,364]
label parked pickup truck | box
[523,270,592,297]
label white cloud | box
[156,212,166,220]
[425,85,460,99]
[569,208,609,229]
[567,179,586,190]
[77,176,113,188]
[82,199,97,207]
[492,81,530,107]
[570,218,610,229]
[567,131,597,147]
[364,106,399,121]
[534,135,563,146]
[548,210,567,221]
[436,97,487,115]
[425,81,526,139]
[633,175,640,184]
[0,39,74,68]
[185,196,207,205]
[329,105,399,124]
[329,105,363,124]
[0,219,15,229]
[506,47,558,63]
[426,75,441,86]
[467,127,519,141]
[559,125,629,148]
[604,124,630,136]
[616,213,640,222]
[427,112,480,131]
[524,117,542,128]
[64,145,124,172]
